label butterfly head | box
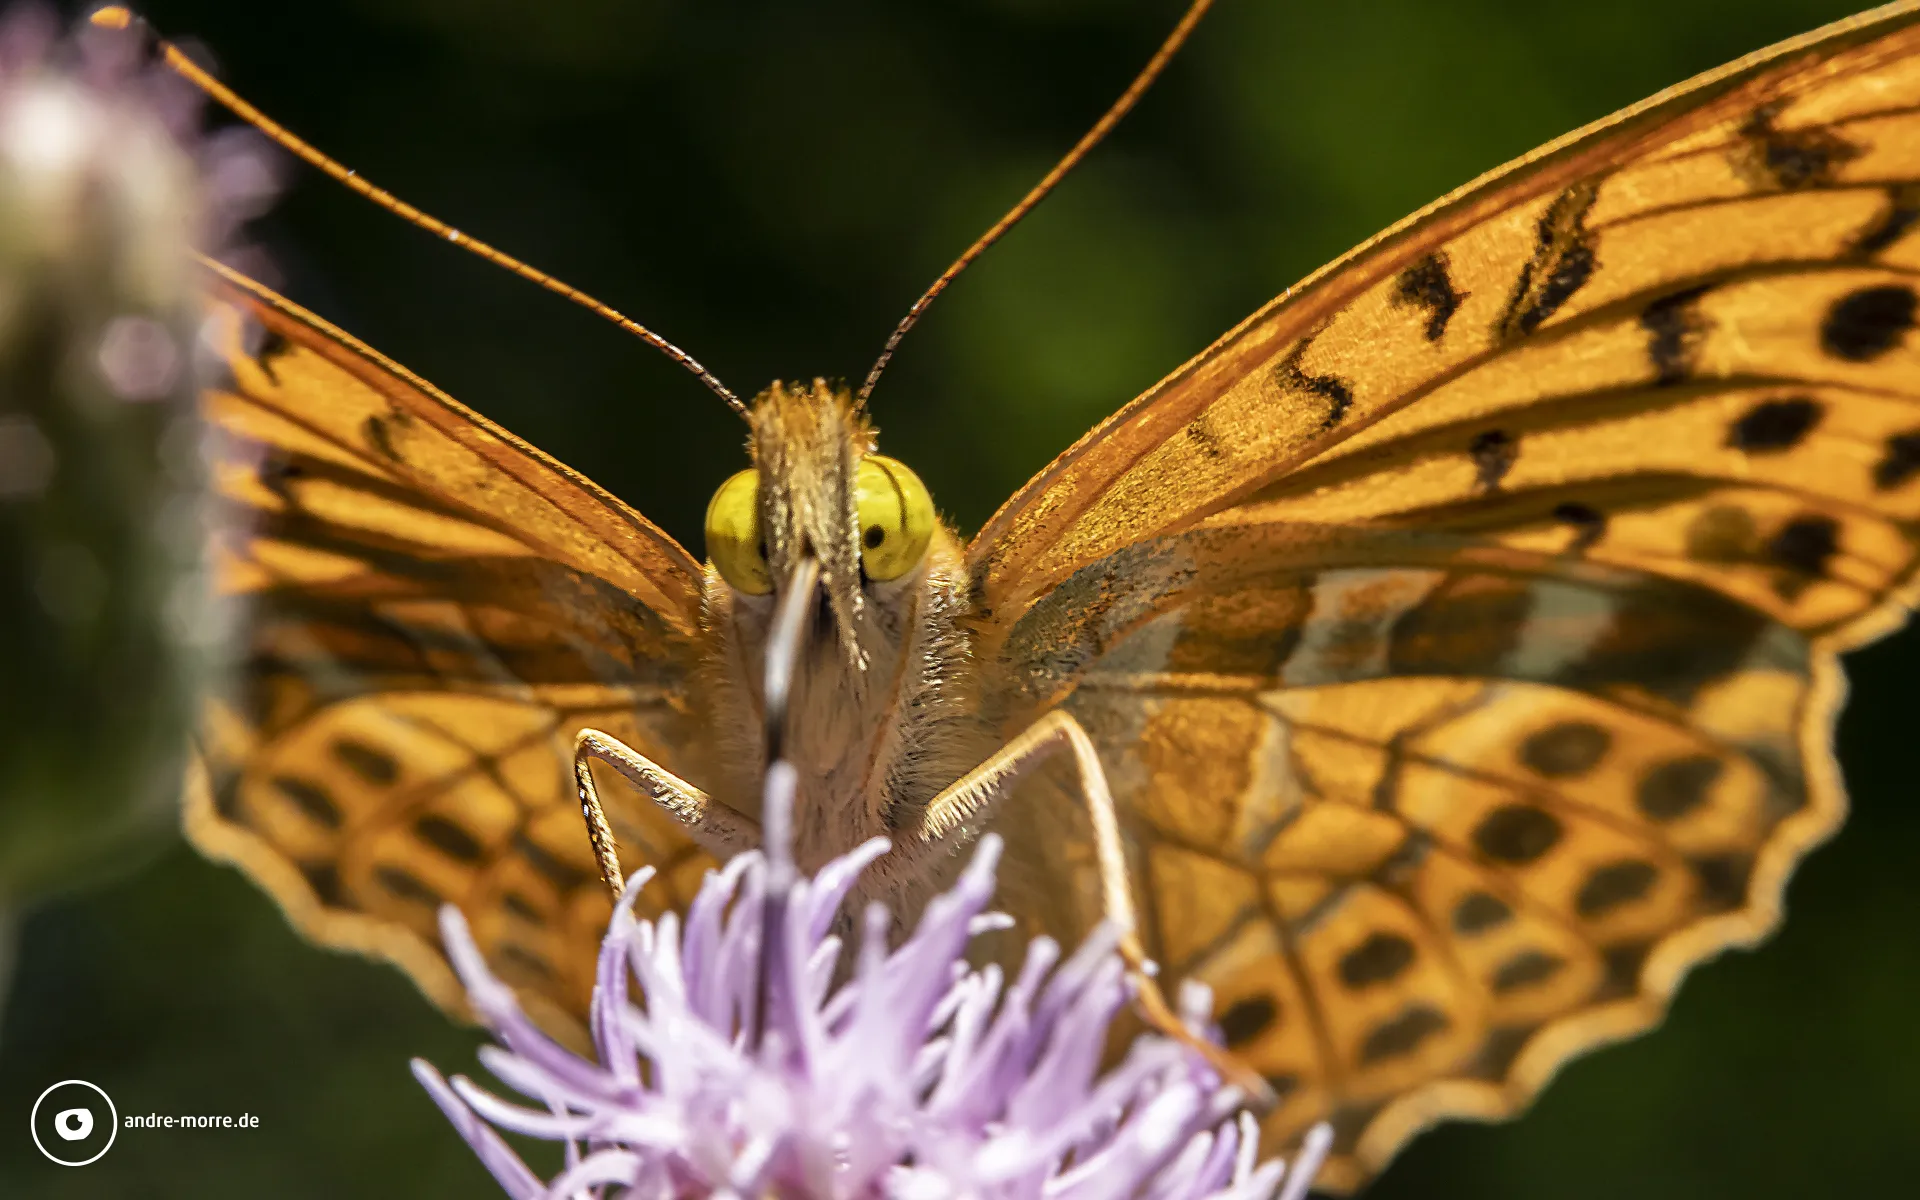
[700,381,978,851]
[703,379,943,676]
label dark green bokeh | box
[4,1,1916,1195]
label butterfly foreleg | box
[903,709,1274,1106]
[911,711,1139,949]
[572,728,759,900]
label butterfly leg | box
[572,728,760,900]
[905,709,1274,1106]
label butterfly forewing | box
[970,2,1920,645]
[191,267,718,1033]
[974,1,1920,1186]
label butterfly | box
[181,0,1920,1189]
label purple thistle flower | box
[414,763,1331,1199]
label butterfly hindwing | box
[975,1,1920,1186]
[986,518,1831,1189]
[191,264,718,1034]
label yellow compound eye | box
[855,455,935,582]
[704,468,773,595]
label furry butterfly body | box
[192,2,1920,1188]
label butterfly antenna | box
[857,0,1213,404]
[90,5,748,419]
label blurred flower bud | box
[0,4,269,1014]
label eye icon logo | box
[30,1080,116,1166]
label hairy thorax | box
[694,519,994,907]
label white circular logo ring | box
[30,1079,116,1166]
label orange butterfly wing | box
[190,260,717,1038]
[973,1,1920,1187]
[974,2,1920,639]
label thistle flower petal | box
[411,1060,544,1200]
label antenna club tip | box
[88,6,135,30]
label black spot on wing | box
[1497,180,1601,340]
[253,328,291,384]
[502,891,547,925]
[1575,860,1658,917]
[1468,429,1518,492]
[301,862,345,907]
[415,814,485,864]
[1393,251,1466,341]
[1640,284,1712,385]
[1338,932,1417,989]
[1766,514,1840,583]
[270,775,343,829]
[1733,102,1863,190]
[1359,1003,1450,1064]
[1821,285,1916,361]
[375,864,444,907]
[1690,853,1755,912]
[1599,940,1652,999]
[1182,412,1227,460]
[1470,1024,1538,1080]
[363,412,409,463]
[1473,804,1563,865]
[1217,994,1280,1049]
[1452,891,1513,935]
[1327,1100,1387,1148]
[257,450,307,506]
[1552,501,1607,554]
[1518,720,1610,778]
[1728,397,1821,452]
[1874,430,1920,490]
[1637,755,1722,822]
[1274,336,1355,432]
[331,738,399,786]
[1490,949,1564,994]
[1853,184,1920,257]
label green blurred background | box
[4,0,1917,1195]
